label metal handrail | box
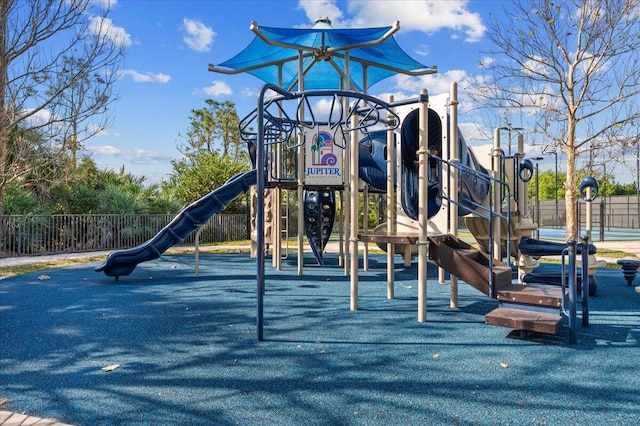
[434,155,512,298]
[560,240,578,344]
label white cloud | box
[459,121,492,143]
[86,124,119,137]
[308,97,337,122]
[21,108,53,127]
[241,87,257,98]
[394,69,471,96]
[87,145,175,165]
[522,56,550,77]
[89,145,121,156]
[203,80,232,96]
[372,90,413,103]
[88,16,131,47]
[182,18,215,52]
[579,50,610,76]
[297,0,344,26]
[415,44,430,57]
[89,0,118,8]
[359,1,485,42]
[478,56,495,68]
[127,148,174,165]
[297,0,485,42]
[122,69,171,83]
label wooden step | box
[485,308,562,334]
[496,284,562,308]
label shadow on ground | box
[1,253,639,425]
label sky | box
[79,0,636,185]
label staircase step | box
[428,234,512,296]
[485,308,562,334]
[496,284,562,308]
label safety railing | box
[560,237,591,344]
[435,154,511,298]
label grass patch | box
[1,237,635,278]
[0,242,256,278]
[596,248,637,260]
[206,239,252,248]
[0,256,106,278]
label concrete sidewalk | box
[0,252,111,269]
[592,240,640,259]
[0,410,73,426]
[0,245,251,269]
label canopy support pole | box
[417,89,429,322]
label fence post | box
[599,199,605,241]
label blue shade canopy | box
[209,19,437,91]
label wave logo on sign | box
[310,131,338,166]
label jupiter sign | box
[304,129,343,186]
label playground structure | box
[96,17,605,344]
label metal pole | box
[555,150,559,228]
[343,55,352,277]
[636,141,639,229]
[273,67,284,270]
[194,228,201,277]
[363,185,369,271]
[349,111,360,310]
[491,129,502,263]
[256,85,270,342]
[417,89,429,322]
[602,162,606,240]
[449,82,459,308]
[567,239,577,344]
[581,236,589,327]
[599,198,605,242]
[585,189,593,242]
[386,95,396,300]
[296,54,305,276]
[532,157,543,238]
[536,162,540,237]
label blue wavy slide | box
[96,169,257,278]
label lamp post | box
[532,156,544,238]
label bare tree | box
[0,0,125,214]
[474,0,640,239]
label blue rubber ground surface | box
[1,253,639,425]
